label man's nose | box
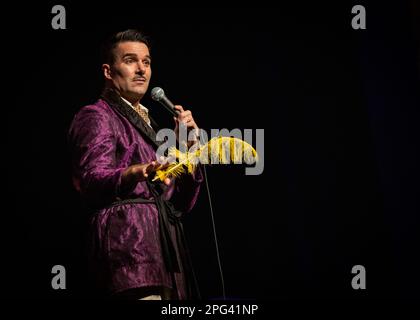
[136,61,146,74]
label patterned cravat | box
[134,104,151,126]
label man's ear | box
[102,64,112,80]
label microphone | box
[150,87,179,117]
[151,86,200,143]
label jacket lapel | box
[101,88,162,149]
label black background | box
[4,2,420,299]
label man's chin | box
[134,86,149,96]
[128,90,147,100]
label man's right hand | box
[122,160,171,189]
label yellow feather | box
[153,137,258,182]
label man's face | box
[103,41,151,103]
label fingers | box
[153,159,172,185]
[175,114,197,130]
[138,160,160,176]
[173,105,199,148]
[174,105,193,124]
[131,160,174,185]
[179,111,192,124]
[145,161,157,176]
[174,105,184,113]
[131,163,151,180]
[181,115,193,124]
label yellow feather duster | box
[153,136,258,182]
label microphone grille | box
[151,87,165,101]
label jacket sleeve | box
[68,105,125,207]
[169,164,204,213]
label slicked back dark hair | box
[101,29,150,65]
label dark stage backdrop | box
[3,2,420,299]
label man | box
[68,29,202,300]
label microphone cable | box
[202,163,226,300]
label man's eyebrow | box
[122,53,152,60]
[122,53,138,59]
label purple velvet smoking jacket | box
[68,89,202,298]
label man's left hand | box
[173,105,199,148]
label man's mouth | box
[133,77,146,83]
